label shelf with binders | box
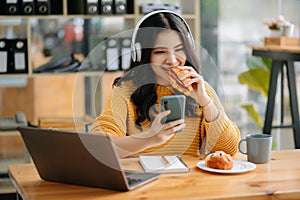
[0,16,136,76]
[0,0,200,77]
[67,0,135,16]
[0,0,63,16]
[28,16,136,74]
[0,0,134,17]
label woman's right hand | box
[112,110,185,158]
[142,110,185,147]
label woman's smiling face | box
[150,30,187,85]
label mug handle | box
[238,139,247,155]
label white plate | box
[196,160,256,174]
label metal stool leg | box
[280,65,284,124]
[286,61,300,148]
[263,60,283,135]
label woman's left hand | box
[177,66,210,106]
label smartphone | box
[160,95,186,125]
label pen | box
[162,156,172,167]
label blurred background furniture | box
[250,45,300,149]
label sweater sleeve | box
[90,86,128,136]
[201,82,241,156]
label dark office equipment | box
[33,54,81,73]
[0,112,27,130]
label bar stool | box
[250,46,300,149]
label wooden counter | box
[8,149,300,200]
[248,45,300,53]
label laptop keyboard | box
[125,170,160,188]
[126,177,143,185]
[125,171,148,186]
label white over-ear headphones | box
[131,10,194,62]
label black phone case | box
[160,95,186,123]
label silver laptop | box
[18,127,160,191]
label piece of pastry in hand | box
[205,151,233,170]
[168,67,193,96]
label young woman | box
[90,10,240,158]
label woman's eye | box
[175,48,184,52]
[153,50,166,54]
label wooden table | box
[8,149,300,200]
[248,45,300,149]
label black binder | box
[11,39,28,73]
[87,36,107,71]
[85,0,99,15]
[114,0,127,14]
[119,37,131,70]
[67,0,85,14]
[106,38,119,71]
[0,39,8,73]
[126,0,134,14]
[35,0,51,15]
[100,0,113,14]
[0,39,28,74]
[50,0,62,14]
[5,0,19,15]
[20,0,35,15]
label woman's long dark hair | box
[114,12,201,129]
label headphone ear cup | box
[131,43,137,62]
[135,42,142,62]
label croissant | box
[205,151,233,170]
[168,67,193,96]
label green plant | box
[238,56,272,128]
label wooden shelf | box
[0,14,136,20]
[0,0,199,77]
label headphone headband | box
[131,10,194,62]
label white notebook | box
[139,155,189,173]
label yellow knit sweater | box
[90,81,240,156]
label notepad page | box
[139,156,167,170]
[164,156,186,169]
[139,155,189,173]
